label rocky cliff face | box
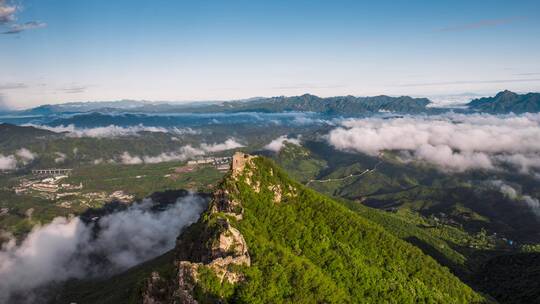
[142,153,253,304]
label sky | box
[1,0,540,109]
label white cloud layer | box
[25,124,200,138]
[54,152,67,164]
[264,135,302,152]
[120,138,244,165]
[0,148,37,170]
[15,148,36,164]
[0,194,206,303]
[327,113,540,172]
[0,154,17,170]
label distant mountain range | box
[10,90,540,116]
[467,90,540,114]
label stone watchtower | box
[232,152,253,176]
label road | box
[305,159,383,186]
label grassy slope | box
[0,163,224,238]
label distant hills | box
[196,94,432,114]
[467,90,540,114]
[15,94,433,115]
[8,90,540,116]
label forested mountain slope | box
[137,153,485,303]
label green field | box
[0,162,225,238]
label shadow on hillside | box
[404,236,470,279]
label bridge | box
[31,169,73,176]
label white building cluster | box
[14,173,83,199]
[186,156,232,171]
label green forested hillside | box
[468,90,540,113]
[270,141,540,303]
[214,157,485,303]
[57,155,486,303]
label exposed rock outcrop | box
[142,272,174,304]
[141,153,254,303]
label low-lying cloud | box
[264,135,302,152]
[488,180,540,218]
[327,113,540,173]
[54,152,67,164]
[15,148,36,164]
[0,193,207,303]
[200,138,245,153]
[120,138,244,165]
[26,124,200,138]
[0,148,37,170]
[0,154,16,170]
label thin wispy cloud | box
[60,85,88,94]
[436,16,526,32]
[0,83,27,90]
[271,83,347,90]
[514,72,540,76]
[0,0,16,24]
[2,21,46,34]
[0,0,46,34]
[397,78,540,87]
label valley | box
[2,2,540,302]
[0,91,539,303]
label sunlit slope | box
[224,156,485,303]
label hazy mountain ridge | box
[10,90,540,116]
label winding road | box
[305,158,383,186]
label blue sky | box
[1,0,539,108]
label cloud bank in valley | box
[264,135,302,152]
[25,124,200,138]
[15,148,37,164]
[119,138,244,165]
[326,113,540,173]
[0,194,207,303]
[0,148,37,170]
[488,180,540,218]
[54,152,67,164]
[0,154,16,170]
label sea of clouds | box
[326,113,540,174]
[24,123,200,138]
[0,193,207,304]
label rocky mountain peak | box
[141,156,253,304]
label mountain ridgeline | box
[467,90,540,114]
[139,153,484,303]
[208,94,432,114]
[10,90,540,116]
